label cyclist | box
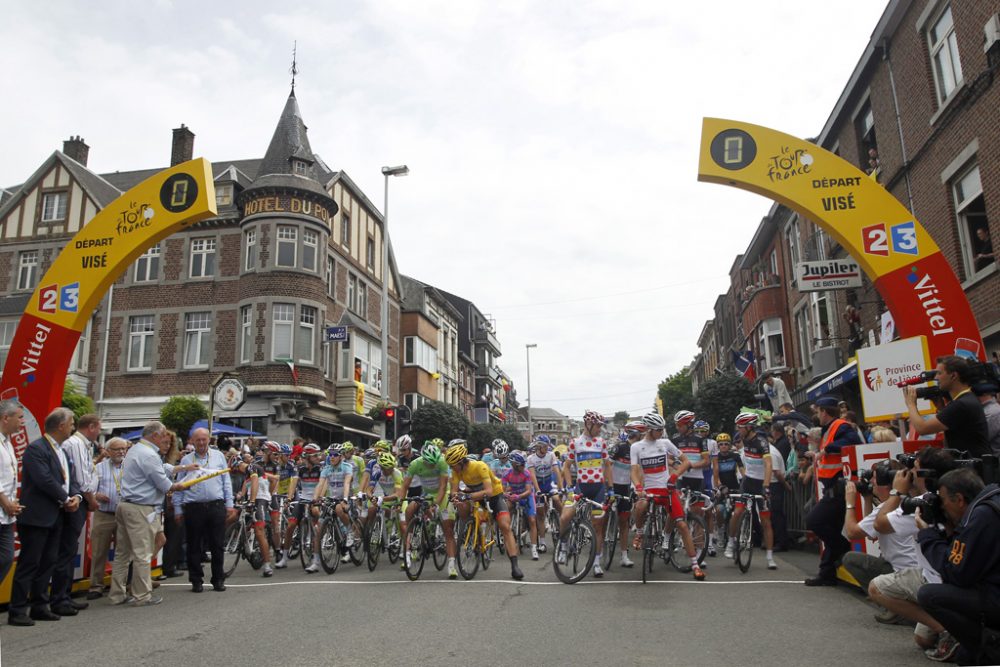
[555,410,612,577]
[693,419,719,556]
[259,442,284,560]
[609,423,645,567]
[277,443,325,570]
[313,444,357,561]
[631,412,706,580]
[395,435,416,472]
[503,450,540,560]
[527,435,561,553]
[341,441,365,488]
[489,439,513,480]
[713,433,744,491]
[399,442,452,574]
[365,451,405,525]
[724,413,777,570]
[247,455,275,577]
[444,440,524,580]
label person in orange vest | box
[803,395,862,586]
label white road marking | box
[163,578,804,588]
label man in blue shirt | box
[175,427,235,593]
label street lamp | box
[526,343,537,441]
[381,164,409,426]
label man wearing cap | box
[804,395,862,586]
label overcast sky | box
[1,0,890,420]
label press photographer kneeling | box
[916,468,1000,665]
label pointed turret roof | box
[246,90,331,198]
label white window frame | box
[303,229,318,272]
[794,305,812,371]
[245,229,257,272]
[190,238,216,278]
[785,221,801,285]
[927,4,963,105]
[0,319,19,371]
[293,159,307,175]
[127,314,155,371]
[404,336,438,373]
[758,317,784,371]
[41,192,67,222]
[272,303,294,361]
[353,335,383,391]
[810,292,836,348]
[297,306,316,364]
[134,243,160,283]
[341,212,351,248]
[70,317,92,373]
[276,226,297,268]
[326,256,335,297]
[17,250,38,291]
[216,184,234,207]
[183,312,212,369]
[952,163,990,280]
[240,305,253,364]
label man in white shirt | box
[0,400,26,584]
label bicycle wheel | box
[386,516,401,564]
[245,521,264,570]
[547,506,561,544]
[222,521,243,577]
[346,518,365,566]
[316,518,340,574]
[480,520,496,570]
[431,520,447,571]
[688,514,708,565]
[735,510,754,573]
[366,514,384,571]
[455,517,480,580]
[509,508,522,555]
[299,520,315,569]
[602,510,618,570]
[404,519,427,581]
[287,521,302,560]
[553,520,595,584]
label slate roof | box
[247,91,331,199]
[0,151,123,224]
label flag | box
[284,359,298,384]
[733,349,757,381]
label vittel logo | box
[19,321,52,385]
[907,268,952,336]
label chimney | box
[171,124,195,166]
[63,136,89,166]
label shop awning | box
[120,419,263,441]
[806,360,859,401]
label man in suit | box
[8,407,82,627]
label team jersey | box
[320,460,354,497]
[490,457,513,481]
[740,435,771,481]
[716,451,742,489]
[609,441,633,486]
[568,435,608,485]
[404,458,449,493]
[248,464,272,502]
[275,461,296,496]
[703,438,718,485]
[397,451,417,472]
[293,464,323,501]
[630,438,682,490]
[526,451,557,481]
[369,467,403,495]
[674,433,709,480]
[502,468,533,496]
[451,460,504,498]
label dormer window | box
[293,159,308,175]
[216,184,233,207]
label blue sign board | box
[325,326,349,342]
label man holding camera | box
[916,468,1000,665]
[868,448,954,657]
[904,355,989,457]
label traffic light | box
[383,406,396,441]
[396,404,412,436]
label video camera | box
[896,360,1000,401]
[896,450,999,525]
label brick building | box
[399,274,462,412]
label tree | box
[658,367,695,418]
[612,410,630,427]
[693,374,756,435]
[468,423,497,455]
[495,423,526,451]
[410,400,470,447]
[62,379,95,419]
[160,396,208,441]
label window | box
[240,305,253,364]
[794,306,813,370]
[404,393,429,411]
[322,322,333,379]
[297,306,316,363]
[769,248,778,278]
[127,315,155,371]
[272,304,294,361]
[348,273,367,315]
[341,212,351,248]
[245,230,257,271]
[41,192,67,222]
[134,243,160,282]
[367,237,376,269]
[190,238,216,278]
[339,339,352,382]
[277,226,297,267]
[216,184,234,207]
[953,164,992,278]
[855,100,879,175]
[326,256,335,297]
[928,5,962,104]
[70,318,91,372]
[759,318,784,370]
[17,251,38,290]
[0,319,18,370]
[354,336,383,391]
[183,312,212,368]
[404,336,438,373]
[303,230,318,272]
[293,159,308,175]
[786,223,801,284]
[811,292,835,347]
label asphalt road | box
[0,547,930,667]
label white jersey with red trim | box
[630,438,681,490]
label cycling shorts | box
[253,499,270,525]
[406,485,423,499]
[737,478,770,514]
[644,488,684,520]
[485,493,509,517]
[289,501,309,524]
[268,496,281,515]
[512,494,536,517]
[613,483,633,513]
[535,475,555,493]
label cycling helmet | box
[302,443,322,456]
[492,439,509,457]
[395,434,412,451]
[377,452,397,468]
[341,441,355,454]
[673,410,696,427]
[641,412,667,430]
[618,430,631,444]
[467,454,480,461]
[734,412,759,427]
[444,442,468,466]
[327,443,344,458]
[624,420,647,433]
[363,447,376,460]
[374,439,392,453]
[509,451,527,466]
[446,438,467,451]
[693,420,710,433]
[279,443,292,455]
[716,433,732,444]
[421,443,442,465]
[426,438,445,449]
[264,441,281,454]
[534,434,553,446]
[583,410,607,426]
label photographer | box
[868,448,954,656]
[841,460,920,622]
[917,468,1000,665]
[904,355,989,457]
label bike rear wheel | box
[346,518,365,566]
[317,518,341,574]
[404,519,427,581]
[480,520,496,570]
[431,519,447,571]
[222,521,243,577]
[735,510,754,573]
[299,520,314,569]
[245,521,264,570]
[455,517,480,580]
[602,510,619,570]
[287,519,301,560]
[688,514,708,564]
[386,516,401,564]
[366,514,384,571]
[553,520,596,584]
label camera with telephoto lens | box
[854,461,895,495]
[900,360,1000,400]
[899,491,945,525]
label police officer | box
[804,395,862,586]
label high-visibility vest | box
[817,418,848,479]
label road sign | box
[325,326,348,342]
[214,377,247,411]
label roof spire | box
[289,41,298,95]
